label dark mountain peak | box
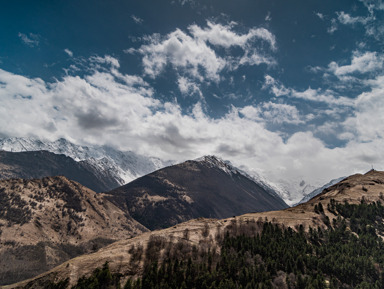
[106,157,288,230]
[0,150,120,192]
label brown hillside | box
[5,170,384,289]
[0,176,148,286]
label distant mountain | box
[297,176,346,205]
[11,170,384,289]
[0,150,120,192]
[105,155,288,230]
[0,137,173,186]
[0,137,320,204]
[0,176,148,286]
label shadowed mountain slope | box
[105,156,288,230]
[0,150,120,192]
[0,137,172,186]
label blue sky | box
[1,0,384,201]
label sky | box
[1,0,384,201]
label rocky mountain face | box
[8,169,384,289]
[0,150,120,193]
[105,156,288,230]
[0,176,148,286]
[0,137,172,187]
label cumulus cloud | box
[18,32,40,47]
[130,21,277,84]
[342,77,384,142]
[137,28,225,82]
[189,21,276,50]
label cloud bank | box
[1,53,384,203]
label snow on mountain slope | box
[107,155,288,230]
[0,137,173,185]
[195,155,284,201]
[296,176,346,205]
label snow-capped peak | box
[0,137,173,185]
[195,155,284,200]
[195,155,239,175]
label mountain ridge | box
[0,137,314,204]
[6,169,384,289]
[0,150,120,193]
[105,155,288,230]
[0,137,173,186]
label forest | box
[52,200,384,289]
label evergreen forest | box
[52,200,384,289]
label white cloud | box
[291,88,354,106]
[18,32,40,47]
[327,19,338,34]
[138,28,225,82]
[360,0,384,10]
[263,75,290,96]
[90,55,120,68]
[342,78,384,142]
[315,12,325,20]
[337,11,372,25]
[131,15,143,24]
[177,76,203,98]
[177,0,195,6]
[240,102,304,125]
[189,21,276,50]
[265,12,272,22]
[2,56,384,204]
[335,8,384,40]
[64,49,73,57]
[328,51,384,77]
[131,21,277,82]
[264,75,354,106]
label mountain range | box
[0,137,317,203]
[0,151,288,285]
[0,150,120,193]
[6,169,383,288]
[0,137,172,187]
[0,136,364,287]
